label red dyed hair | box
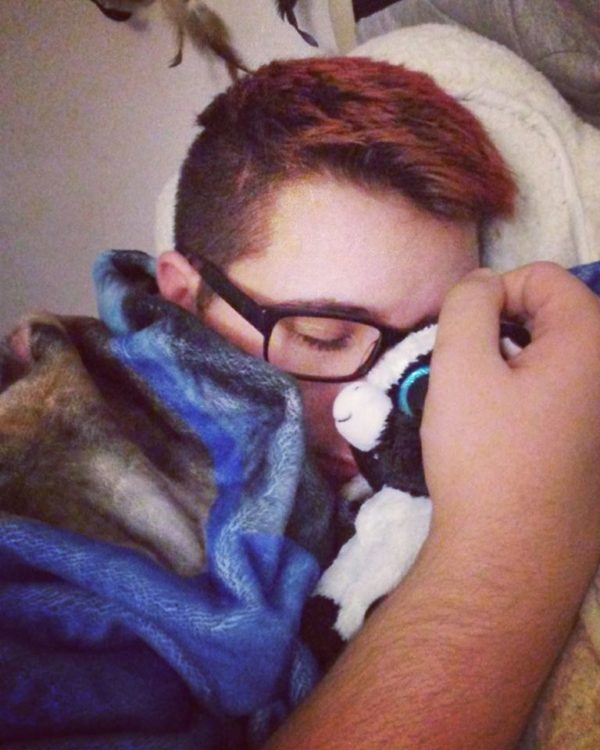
[175,56,515,267]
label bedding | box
[5,251,600,749]
[4,20,600,749]
[350,24,600,275]
[0,249,337,749]
[356,0,600,128]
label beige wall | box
[1,0,340,327]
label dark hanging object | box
[353,0,405,22]
[162,0,250,81]
[87,0,133,21]
[86,0,249,82]
[275,0,318,47]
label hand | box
[422,262,600,596]
[267,263,600,750]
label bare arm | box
[266,263,600,750]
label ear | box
[156,251,201,313]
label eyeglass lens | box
[267,315,382,379]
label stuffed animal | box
[302,318,528,667]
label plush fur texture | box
[302,323,436,665]
[303,319,530,668]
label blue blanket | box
[2,252,600,749]
[0,250,336,749]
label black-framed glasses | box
[196,258,411,383]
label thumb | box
[432,268,505,373]
[420,268,510,512]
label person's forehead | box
[228,174,478,327]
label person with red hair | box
[160,56,516,491]
[156,57,600,749]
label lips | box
[315,451,359,486]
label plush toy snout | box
[306,318,533,669]
[333,381,392,453]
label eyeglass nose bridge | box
[260,309,296,364]
[368,325,410,366]
[341,325,410,383]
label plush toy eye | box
[397,366,431,418]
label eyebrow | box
[275,297,435,335]
[200,257,434,333]
[274,297,376,319]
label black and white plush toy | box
[302,319,528,667]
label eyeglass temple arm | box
[197,260,268,332]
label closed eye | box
[278,317,363,352]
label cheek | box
[298,382,347,448]
[201,298,264,359]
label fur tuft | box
[162,0,249,80]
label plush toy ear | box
[333,381,392,452]
[396,363,431,419]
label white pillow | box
[352,24,600,270]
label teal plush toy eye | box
[397,365,431,418]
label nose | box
[332,382,364,424]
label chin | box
[314,450,359,488]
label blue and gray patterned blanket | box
[3,251,600,749]
[0,250,337,749]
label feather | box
[161,0,249,80]
[274,0,318,47]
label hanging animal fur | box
[87,0,249,81]
[275,0,318,47]
[161,0,249,78]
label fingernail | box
[464,268,500,285]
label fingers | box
[432,268,505,371]
[502,261,600,343]
[427,261,600,408]
[422,269,507,457]
[434,263,600,370]
[500,263,600,378]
